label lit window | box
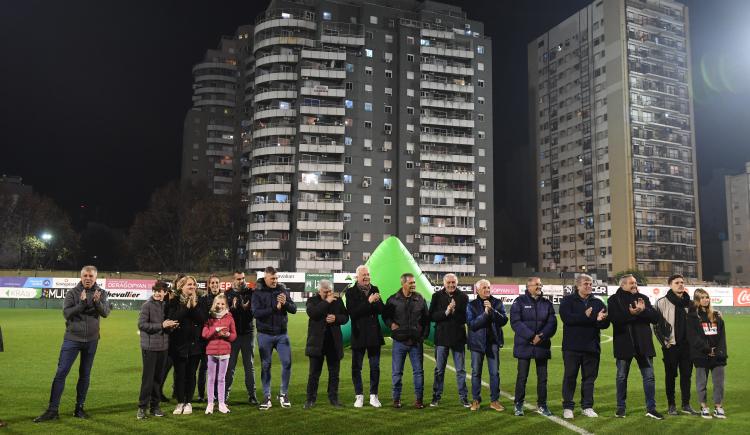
[370,15,378,24]
[323,12,332,20]
[345,100,353,109]
[363,195,371,204]
[366,48,373,58]
[345,63,354,72]
[344,136,352,145]
[406,71,414,80]
[343,175,352,183]
[364,102,373,111]
[477,45,485,54]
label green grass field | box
[0,309,746,434]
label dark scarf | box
[666,290,690,343]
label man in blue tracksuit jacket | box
[510,277,557,417]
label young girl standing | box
[202,294,236,414]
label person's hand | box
[232,297,238,309]
[80,289,87,302]
[326,314,336,324]
[709,347,716,357]
[532,334,542,345]
[368,293,380,303]
[162,319,178,329]
[390,323,399,330]
[325,292,337,303]
[585,307,593,318]
[220,328,230,338]
[483,300,492,314]
[635,299,645,312]
[447,299,456,313]
[277,293,287,306]
[188,295,197,309]
[596,310,607,321]
[93,289,102,303]
[242,299,251,310]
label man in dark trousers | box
[383,273,430,409]
[510,276,557,417]
[34,265,110,422]
[345,265,385,408]
[654,274,698,415]
[429,273,469,408]
[303,279,349,409]
[559,274,609,419]
[225,270,258,405]
[608,274,662,420]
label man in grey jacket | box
[34,265,111,422]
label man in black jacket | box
[607,274,662,420]
[304,279,349,409]
[559,274,609,419]
[35,265,110,423]
[428,273,469,408]
[345,265,385,408]
[225,271,258,405]
[383,273,430,409]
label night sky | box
[2,0,749,276]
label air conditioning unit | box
[362,180,371,187]
[414,234,422,239]
[343,240,349,245]
[414,162,421,167]
[407,150,414,155]
[384,167,391,172]
[385,185,392,190]
[381,146,389,151]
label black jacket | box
[383,290,430,344]
[510,291,557,360]
[226,286,255,335]
[429,288,468,348]
[607,288,659,359]
[686,307,728,368]
[166,296,208,358]
[559,290,610,354]
[251,279,296,335]
[305,294,349,359]
[345,283,385,349]
[63,283,110,342]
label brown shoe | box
[393,400,402,409]
[415,400,425,409]
[470,400,480,411]
[490,401,505,412]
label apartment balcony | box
[420,63,474,76]
[253,89,297,104]
[206,136,234,145]
[299,143,345,154]
[420,45,474,59]
[298,162,345,173]
[250,145,296,158]
[194,86,235,96]
[296,240,344,250]
[251,164,296,176]
[420,225,475,236]
[192,62,237,74]
[300,86,346,97]
[420,98,474,111]
[420,133,474,145]
[420,169,475,182]
[419,151,474,164]
[297,220,344,231]
[214,163,233,171]
[419,262,476,273]
[213,176,233,183]
[213,188,232,195]
[419,243,476,255]
[420,28,455,40]
[254,72,298,86]
[254,17,317,35]
[297,181,344,192]
[300,105,345,116]
[253,108,297,121]
[248,221,290,232]
[297,200,344,211]
[249,202,291,213]
[247,259,280,270]
[296,259,343,271]
[420,80,474,94]
[252,126,296,139]
[194,73,237,83]
[320,34,365,46]
[300,67,346,79]
[206,149,234,157]
[301,48,347,61]
[420,115,474,128]
[250,183,292,194]
[247,240,282,250]
[207,124,234,132]
[420,188,475,200]
[194,98,235,108]
[419,206,475,217]
[299,123,345,135]
[255,53,299,68]
[253,35,315,53]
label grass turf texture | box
[0,309,746,434]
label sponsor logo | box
[0,287,41,299]
[23,277,53,288]
[42,288,67,299]
[107,290,152,301]
[491,285,520,295]
[105,279,155,291]
[0,277,26,287]
[734,288,750,306]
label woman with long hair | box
[686,288,728,419]
[197,274,222,403]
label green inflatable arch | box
[340,236,436,346]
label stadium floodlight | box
[41,233,53,241]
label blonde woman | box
[686,288,727,419]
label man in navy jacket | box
[559,274,609,419]
[510,277,557,417]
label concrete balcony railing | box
[300,67,346,79]
[252,126,296,139]
[253,89,297,104]
[420,28,455,40]
[296,259,343,271]
[419,243,476,255]
[251,164,296,176]
[299,143,345,154]
[420,133,475,145]
[419,45,474,59]
[254,72,298,86]
[420,188,475,200]
[299,105,345,116]
[250,145,296,158]
[420,98,474,111]
[420,115,475,128]
[299,124,345,135]
[420,225,475,236]
[419,151,475,164]
[192,62,237,74]
[255,53,299,68]
[250,183,292,194]
[247,240,282,250]
[253,108,297,121]
[248,202,291,213]
[419,169,475,182]
[297,220,344,231]
[296,240,344,250]
[194,73,237,83]
[300,86,346,97]
[297,181,344,192]
[420,80,474,94]
[297,200,344,211]
[254,17,316,35]
[248,221,290,232]
[247,259,280,269]
[298,162,345,173]
[419,206,475,217]
[420,63,474,76]
[320,34,365,46]
[301,48,347,61]
[419,262,476,273]
[253,35,315,53]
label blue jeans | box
[432,345,468,401]
[352,346,381,395]
[257,333,292,398]
[616,355,656,410]
[391,340,424,401]
[471,344,500,403]
[48,339,98,411]
[226,332,256,401]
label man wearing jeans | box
[34,266,110,422]
[383,273,430,409]
[608,274,662,419]
[225,271,258,405]
[252,266,296,410]
[429,273,469,407]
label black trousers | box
[138,350,167,409]
[514,357,548,406]
[663,344,693,406]
[173,354,201,404]
[307,342,341,402]
[562,350,600,410]
[160,355,174,397]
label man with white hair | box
[35,266,110,422]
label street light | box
[41,233,53,241]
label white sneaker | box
[582,408,598,418]
[172,403,184,415]
[218,403,230,414]
[563,409,574,419]
[369,394,382,408]
[182,403,192,415]
[205,403,214,415]
[354,395,364,408]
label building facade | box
[725,162,750,284]
[529,0,701,280]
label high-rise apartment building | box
[183,0,494,278]
[529,0,701,279]
[725,162,750,284]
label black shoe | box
[196,397,206,403]
[393,399,402,409]
[429,398,439,407]
[615,407,626,418]
[136,408,147,420]
[303,400,315,409]
[160,394,170,403]
[329,399,343,408]
[33,410,59,423]
[73,407,89,419]
[668,405,678,416]
[646,409,664,420]
[681,404,698,415]
[150,407,165,417]
[249,396,259,406]
[460,397,471,408]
